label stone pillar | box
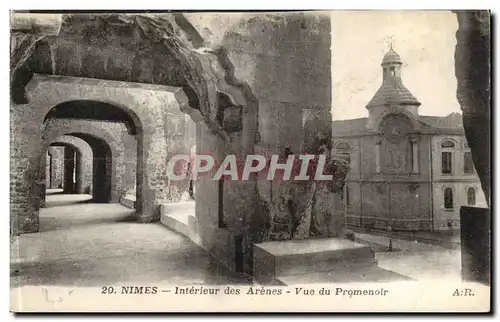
[137,122,168,223]
[45,152,52,189]
[10,13,63,235]
[92,147,108,203]
[10,104,47,234]
[75,150,83,194]
[122,129,137,194]
[410,138,419,174]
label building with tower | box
[332,46,487,232]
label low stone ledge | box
[253,238,377,285]
[120,195,136,209]
[160,201,201,246]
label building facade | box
[332,46,487,232]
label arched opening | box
[48,142,80,195]
[70,133,112,203]
[42,100,143,213]
[43,100,140,135]
[40,137,94,208]
[41,134,109,206]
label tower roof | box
[366,46,421,109]
[367,77,420,108]
[381,46,403,65]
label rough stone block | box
[253,238,377,285]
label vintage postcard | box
[9,10,491,313]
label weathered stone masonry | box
[47,146,64,189]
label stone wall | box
[340,133,433,231]
[194,122,236,270]
[47,146,64,189]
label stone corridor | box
[11,194,250,288]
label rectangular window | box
[464,152,474,174]
[442,152,452,174]
[444,188,454,209]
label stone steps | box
[276,265,413,285]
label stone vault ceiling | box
[12,14,190,104]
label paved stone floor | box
[356,233,462,281]
[11,194,250,288]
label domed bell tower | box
[382,44,403,79]
[366,45,421,129]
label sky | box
[330,11,461,120]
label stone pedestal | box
[253,238,376,285]
[460,206,490,285]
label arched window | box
[444,187,454,209]
[441,140,455,148]
[441,140,455,174]
[336,142,350,150]
[467,187,476,206]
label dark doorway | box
[234,235,244,273]
[63,145,78,194]
[69,133,112,203]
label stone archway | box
[71,133,113,203]
[12,74,199,233]
[41,118,125,204]
[46,135,93,196]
